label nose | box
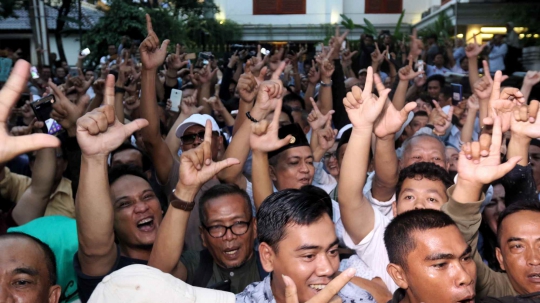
[527,247,540,266]
[413,201,425,210]
[315,254,335,277]
[455,263,474,287]
[497,203,505,214]
[299,161,309,173]
[222,227,237,241]
[133,200,150,213]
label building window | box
[253,0,306,15]
[365,0,402,14]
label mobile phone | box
[451,83,463,106]
[341,41,346,51]
[81,48,91,56]
[30,66,39,79]
[69,67,79,77]
[169,89,182,113]
[185,53,196,60]
[17,93,30,108]
[203,60,209,65]
[30,95,63,135]
[416,60,425,78]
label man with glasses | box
[150,183,267,293]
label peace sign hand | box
[0,60,60,163]
[465,34,486,58]
[250,99,292,154]
[284,268,356,303]
[307,97,334,132]
[399,55,424,81]
[139,14,170,71]
[178,120,240,193]
[76,74,149,158]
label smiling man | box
[236,189,374,303]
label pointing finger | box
[104,74,115,107]
[145,14,153,34]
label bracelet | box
[168,191,195,211]
[320,80,333,87]
[114,86,126,94]
[425,124,435,130]
[246,111,259,123]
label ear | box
[269,165,278,182]
[199,226,208,249]
[496,247,506,271]
[48,285,61,303]
[387,263,409,290]
[259,242,276,273]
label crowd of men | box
[1,13,540,303]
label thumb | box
[195,106,204,113]
[495,156,522,179]
[402,102,417,117]
[122,118,149,137]
[447,106,454,120]
[213,157,241,174]
[283,275,299,303]
[13,134,61,156]
[161,39,170,51]
[277,135,293,149]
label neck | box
[119,243,153,261]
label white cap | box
[336,124,352,140]
[175,114,220,138]
[88,265,235,303]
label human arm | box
[164,93,203,157]
[75,74,149,276]
[148,120,239,279]
[205,96,235,127]
[329,27,350,130]
[165,44,188,88]
[466,35,486,91]
[521,71,540,102]
[394,56,424,111]
[460,95,480,144]
[445,41,456,68]
[316,52,335,115]
[193,64,218,116]
[303,60,319,111]
[338,67,391,244]
[139,14,174,184]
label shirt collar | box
[50,177,72,198]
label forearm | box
[521,84,533,102]
[232,63,243,83]
[148,187,195,279]
[303,84,316,111]
[478,99,489,128]
[155,76,165,103]
[388,64,397,82]
[219,108,236,127]
[405,84,419,102]
[232,98,253,136]
[446,47,456,68]
[165,113,189,157]
[460,108,478,143]
[468,59,479,89]
[372,136,399,201]
[338,127,375,243]
[114,92,125,123]
[252,150,273,210]
[197,84,212,115]
[219,66,234,101]
[76,156,115,256]
[508,135,530,166]
[318,81,333,115]
[86,94,103,113]
[331,60,349,129]
[393,80,409,111]
[293,70,302,95]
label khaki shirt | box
[0,167,75,218]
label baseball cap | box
[88,265,235,303]
[175,114,220,138]
[336,124,352,140]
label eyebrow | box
[401,188,444,195]
[13,267,39,276]
[507,237,524,243]
[295,238,339,252]
[425,245,472,261]
[114,189,154,204]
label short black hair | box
[497,202,540,244]
[413,110,429,119]
[426,74,445,88]
[257,189,333,252]
[384,209,456,269]
[108,164,149,186]
[1,232,57,285]
[396,162,453,200]
[283,92,306,110]
[199,184,252,225]
[281,104,295,125]
[110,143,152,172]
[337,128,373,163]
[417,94,435,107]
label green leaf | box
[363,18,377,36]
[394,10,405,37]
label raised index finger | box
[310,268,355,303]
[271,61,286,80]
[363,67,374,96]
[204,119,213,143]
[145,14,153,34]
[104,74,116,107]
[0,60,30,121]
[490,71,503,102]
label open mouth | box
[223,247,240,258]
[299,178,310,184]
[527,273,540,281]
[457,295,475,303]
[136,217,155,232]
[309,284,327,292]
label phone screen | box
[69,67,79,77]
[81,48,91,56]
[31,66,39,79]
[30,95,63,135]
[451,83,463,106]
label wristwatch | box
[320,80,333,87]
[168,191,195,211]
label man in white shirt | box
[426,53,451,77]
[488,35,508,73]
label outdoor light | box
[480,27,507,34]
[219,20,224,24]
[456,34,463,38]
[534,34,539,38]
[480,33,494,39]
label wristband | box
[246,111,259,123]
[114,86,126,94]
[425,124,435,130]
[320,80,333,87]
[168,191,195,211]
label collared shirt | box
[488,43,508,72]
[236,274,375,303]
[426,65,451,77]
[0,167,75,218]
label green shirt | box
[181,250,261,294]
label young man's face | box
[0,237,61,303]
[200,194,256,269]
[496,210,540,294]
[427,80,442,99]
[264,214,340,303]
[270,146,315,191]
[396,177,448,214]
[390,226,476,303]
[110,175,163,248]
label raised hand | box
[197,64,218,85]
[269,47,285,72]
[398,55,424,81]
[250,99,292,153]
[428,100,453,135]
[485,70,525,132]
[166,44,189,70]
[139,14,170,71]
[373,74,417,138]
[254,61,286,114]
[92,78,105,96]
[250,45,269,77]
[10,118,44,137]
[459,111,521,187]
[343,67,390,129]
[465,34,486,58]
[0,60,60,163]
[510,100,540,139]
[307,97,335,131]
[523,70,540,88]
[123,95,140,111]
[204,95,226,113]
[178,120,239,192]
[227,50,240,68]
[307,60,320,85]
[49,79,89,132]
[371,43,385,64]
[237,61,266,103]
[408,28,424,59]
[284,268,356,303]
[76,74,149,158]
[316,118,338,151]
[330,25,349,60]
[179,91,202,118]
[467,94,480,111]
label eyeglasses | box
[202,218,252,238]
[323,152,337,160]
[180,130,218,145]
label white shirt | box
[426,65,451,77]
[488,43,508,72]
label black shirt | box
[73,246,147,303]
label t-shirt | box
[74,246,147,303]
[426,65,451,77]
[160,159,220,251]
[181,250,261,294]
[9,216,79,302]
